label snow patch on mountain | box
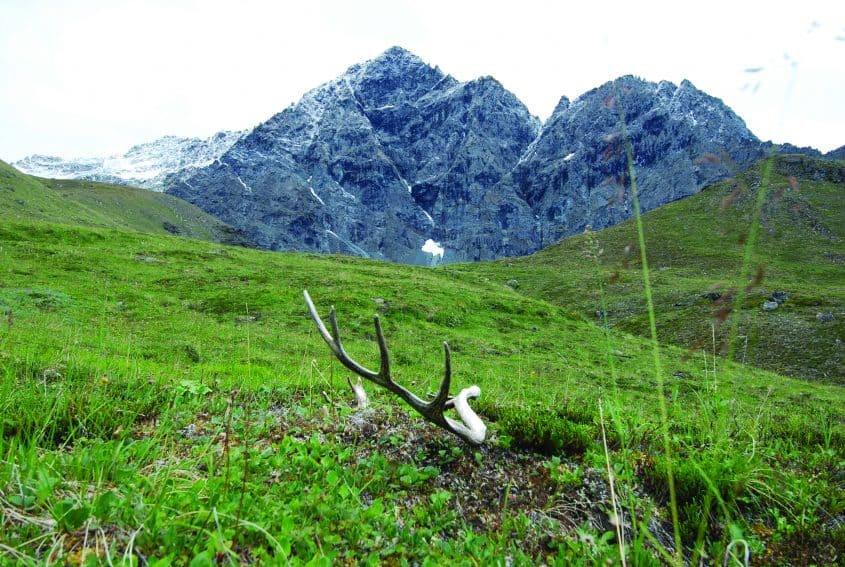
[422,238,444,258]
[309,187,325,206]
[13,131,245,191]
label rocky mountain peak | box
[167,47,542,263]
[367,45,428,69]
[345,46,452,109]
[551,96,571,117]
[506,74,767,248]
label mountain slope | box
[0,160,253,246]
[504,76,764,248]
[168,46,540,264]
[448,154,845,382]
[13,131,244,191]
[827,144,845,160]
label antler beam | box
[303,289,486,445]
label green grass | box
[0,160,842,564]
[0,160,249,246]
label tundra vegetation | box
[0,153,842,565]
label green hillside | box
[450,155,844,383]
[0,155,842,564]
[0,160,252,246]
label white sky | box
[1,0,843,162]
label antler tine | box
[304,289,379,381]
[426,342,452,410]
[372,314,392,386]
[442,386,486,445]
[327,306,360,372]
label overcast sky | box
[1,0,843,162]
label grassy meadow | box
[0,161,250,247]
[0,156,842,565]
[451,155,844,384]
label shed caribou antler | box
[303,290,487,445]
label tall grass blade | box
[616,94,682,564]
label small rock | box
[236,313,261,324]
[162,221,182,235]
[703,292,722,301]
[347,411,378,434]
[373,298,389,312]
[134,254,161,263]
[506,279,519,288]
[179,423,198,439]
[771,291,789,304]
[817,311,835,322]
[762,301,779,311]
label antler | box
[303,289,487,445]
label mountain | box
[168,48,781,263]
[168,47,540,264]
[505,76,765,249]
[13,131,244,192]
[17,47,830,264]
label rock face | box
[505,76,764,250]
[14,131,244,191]
[169,47,540,263]
[168,51,776,263]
